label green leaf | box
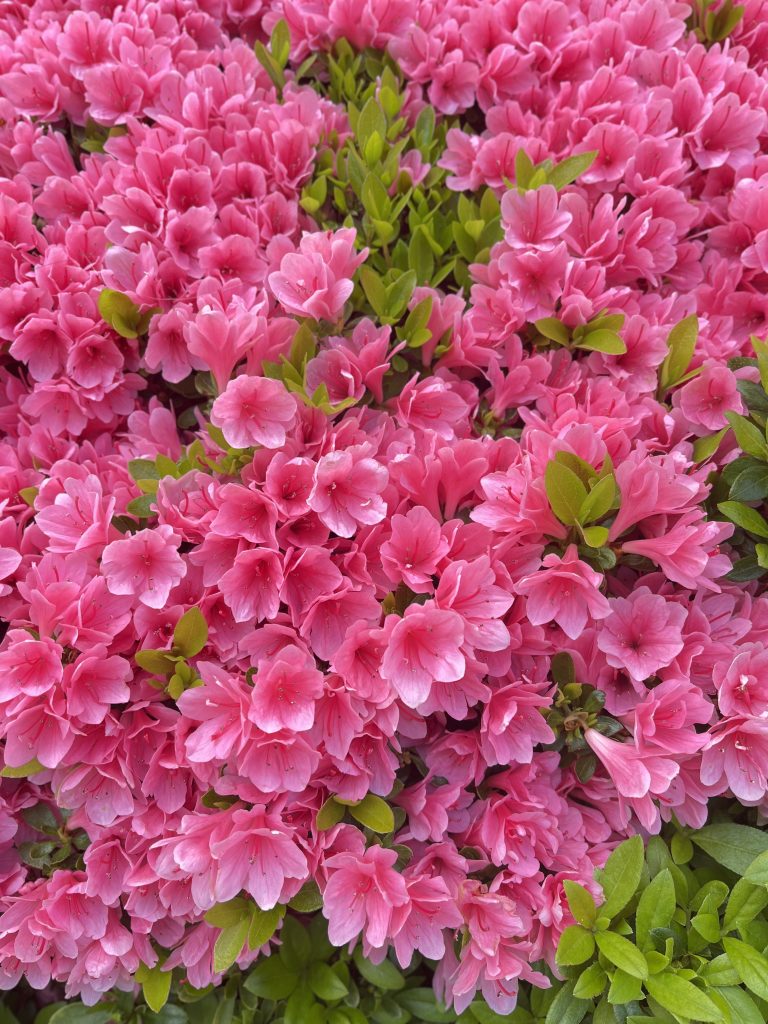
[545,460,588,526]
[141,963,172,1013]
[659,315,698,391]
[563,880,597,927]
[692,823,768,875]
[357,98,387,148]
[515,149,535,189]
[316,797,345,831]
[361,173,391,220]
[349,794,394,833]
[597,835,645,919]
[128,458,161,481]
[556,925,595,966]
[717,500,768,537]
[722,937,768,1000]
[713,986,764,1024]
[288,879,323,913]
[244,957,299,999]
[308,962,349,1001]
[468,1002,523,1024]
[730,464,768,501]
[547,151,597,191]
[135,649,176,675]
[359,266,387,317]
[581,525,610,548]
[535,317,570,345]
[607,968,642,1005]
[204,899,251,929]
[254,41,285,91]
[723,879,768,933]
[594,932,648,979]
[645,974,723,1022]
[575,329,626,354]
[173,607,208,658]
[98,288,150,339]
[394,989,455,1023]
[385,270,416,321]
[353,949,405,991]
[151,1007,188,1024]
[1,758,44,778]
[578,474,616,524]
[126,494,156,518]
[48,1009,114,1024]
[270,18,291,67]
[745,849,768,886]
[573,962,607,1000]
[279,914,312,970]
[693,428,728,463]
[543,980,590,1024]
[725,411,768,461]
[636,869,676,948]
[247,906,282,950]
[213,915,249,974]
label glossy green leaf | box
[543,980,589,1024]
[563,880,598,928]
[725,411,768,461]
[353,949,405,991]
[575,329,626,354]
[717,501,768,537]
[349,794,395,833]
[722,937,768,1000]
[307,962,349,1001]
[141,963,172,1013]
[213,917,249,974]
[594,932,648,979]
[723,878,768,933]
[692,824,768,875]
[1,758,44,778]
[545,460,588,526]
[173,607,208,658]
[597,835,644,919]
[572,962,607,1000]
[555,925,595,966]
[394,989,455,1023]
[547,151,597,190]
[636,869,676,948]
[247,906,282,950]
[659,315,698,391]
[317,797,346,831]
[244,956,299,999]
[645,973,723,1022]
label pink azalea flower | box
[210,375,297,450]
[101,526,186,609]
[501,185,572,251]
[678,363,742,430]
[714,644,768,717]
[597,587,687,681]
[516,545,611,639]
[322,846,409,947]
[219,548,284,623]
[308,446,388,538]
[380,603,466,708]
[268,228,368,321]
[249,645,324,733]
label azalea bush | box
[0,0,768,1019]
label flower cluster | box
[0,0,767,1016]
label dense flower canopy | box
[0,0,767,1015]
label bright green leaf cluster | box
[547,825,768,1024]
[134,607,207,699]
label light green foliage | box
[712,340,768,582]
